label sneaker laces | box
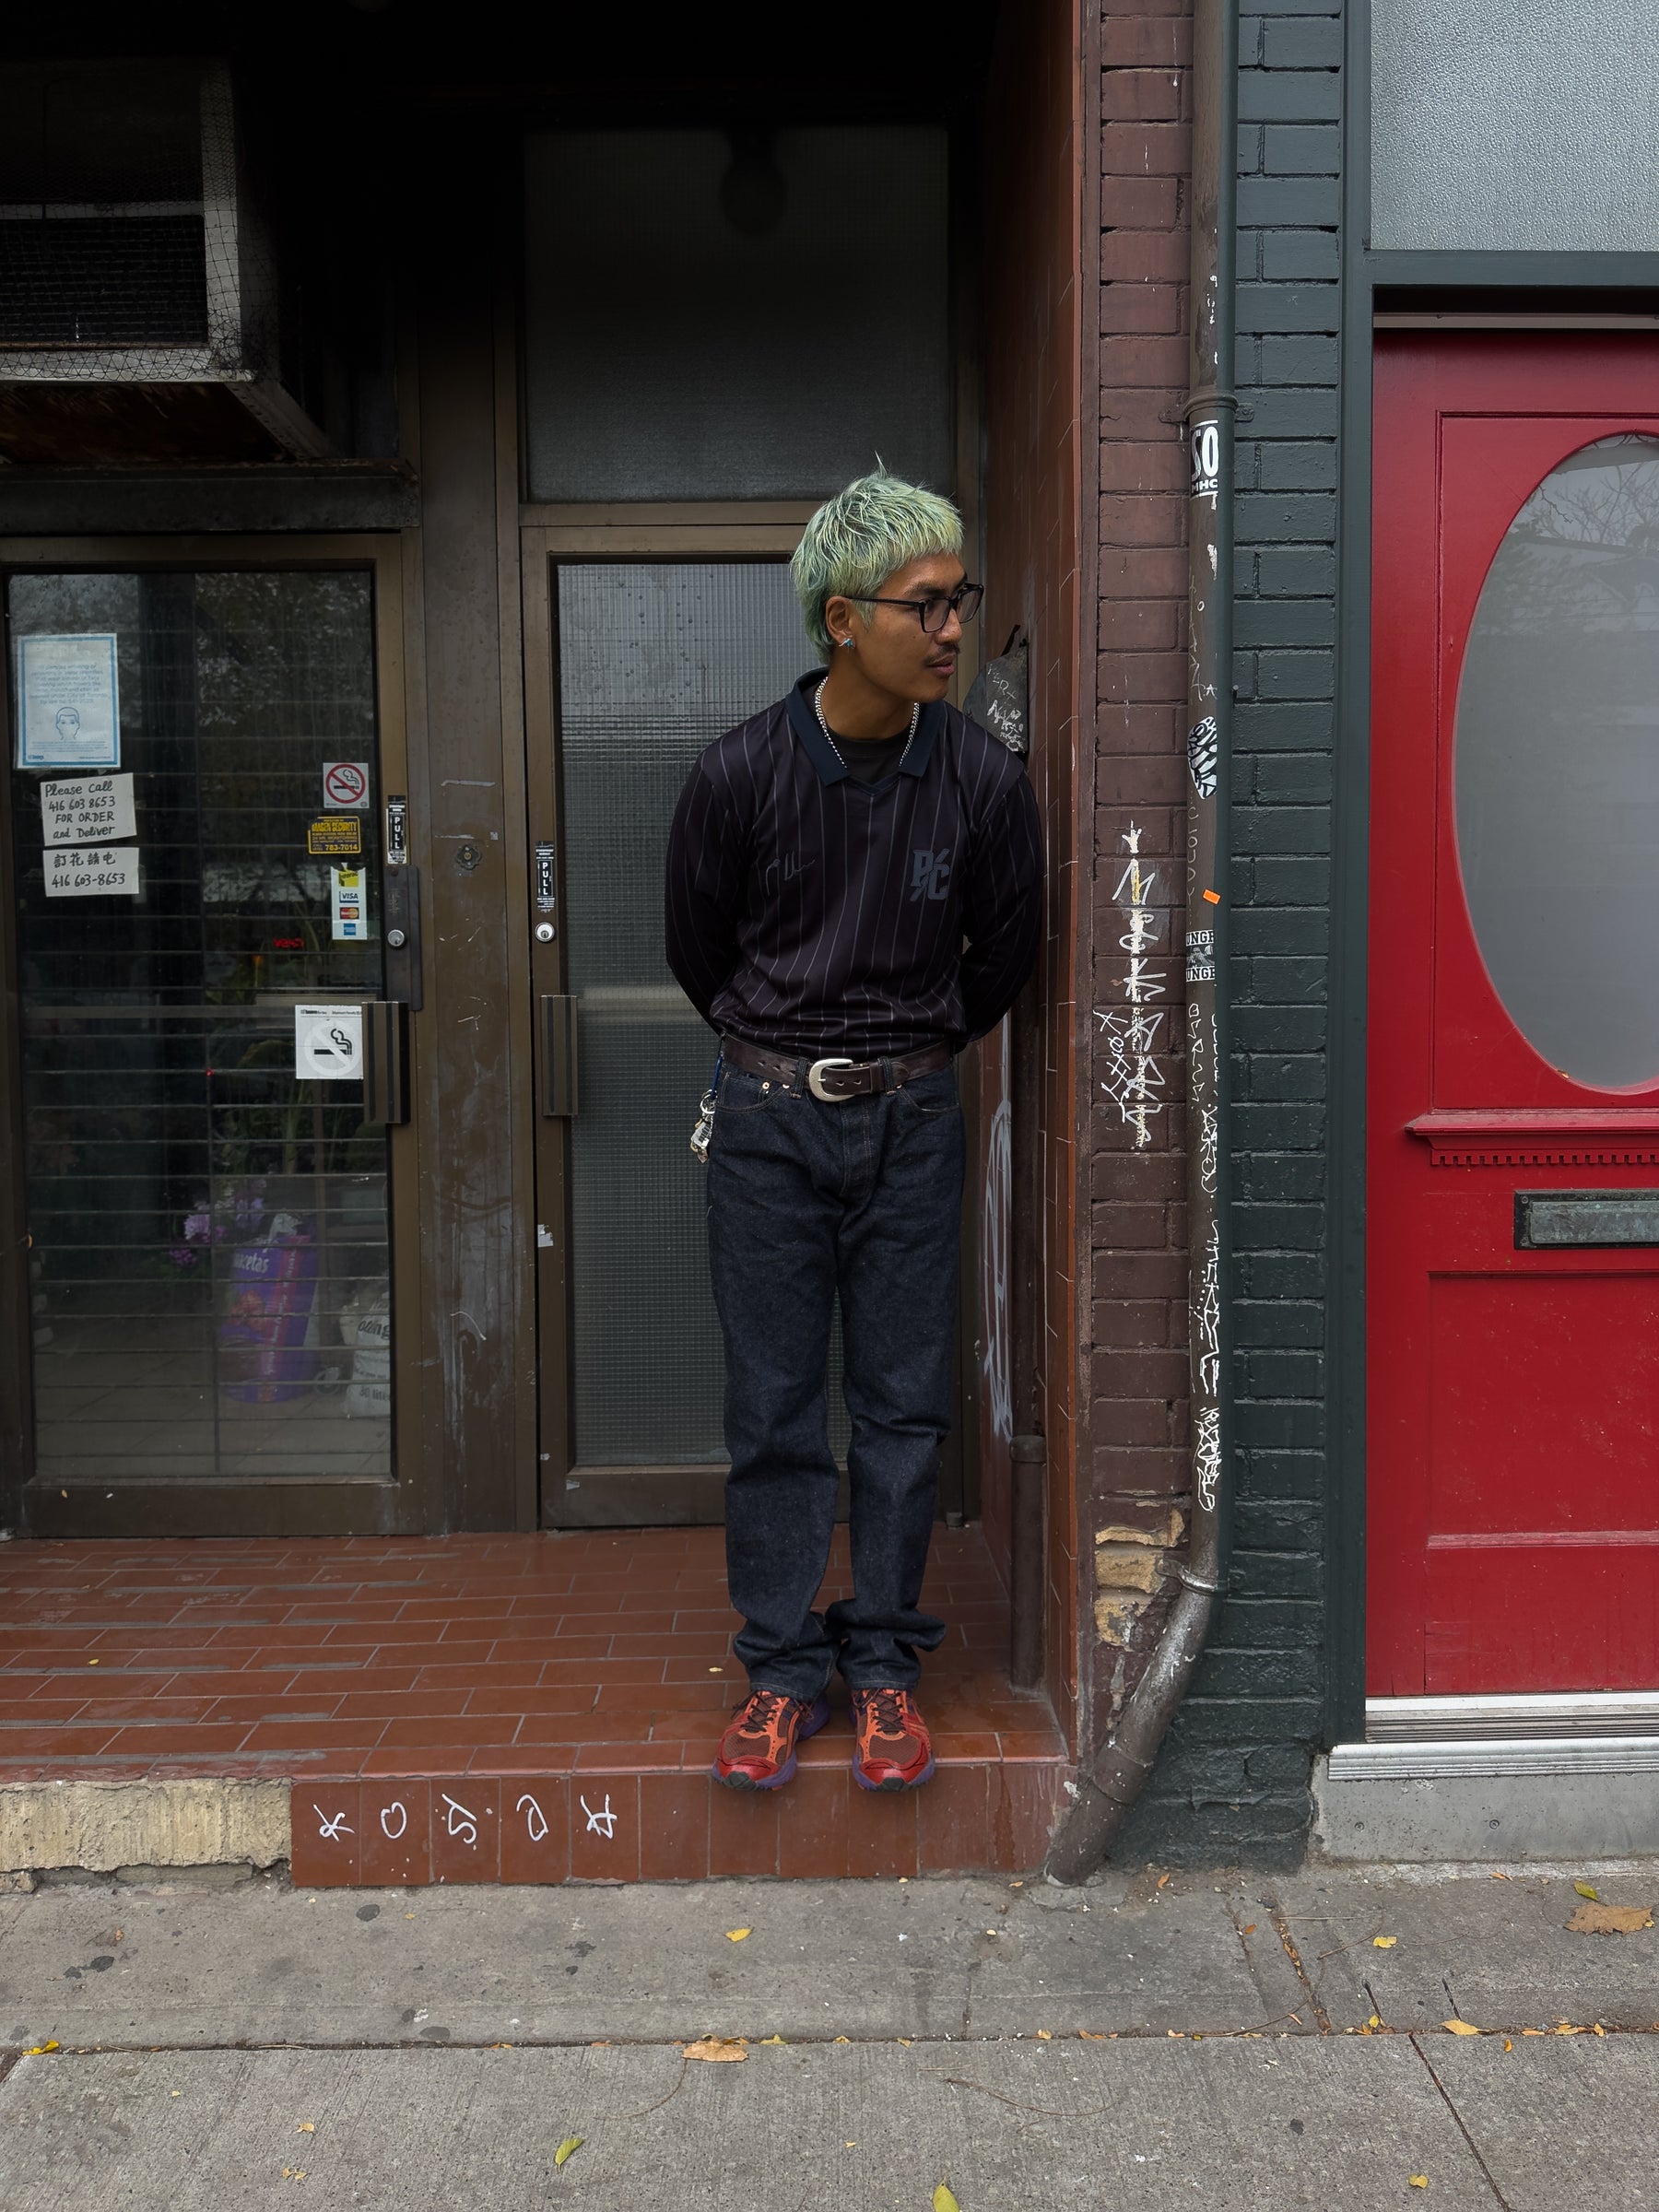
[860,1688,911,1743]
[734,1688,792,1739]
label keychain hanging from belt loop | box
[690,1051,724,1163]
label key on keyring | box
[689,1088,717,1163]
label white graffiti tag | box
[1196,1218,1222,1400]
[580,1794,618,1841]
[440,1793,478,1848]
[312,1805,353,1841]
[1097,824,1168,1148]
[1194,1405,1222,1514]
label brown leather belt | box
[721,1033,953,1102]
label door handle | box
[362,1001,411,1124]
[382,864,423,1012]
[541,994,578,1116]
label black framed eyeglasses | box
[841,582,984,635]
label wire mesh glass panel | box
[7,571,393,1486]
[557,560,848,1465]
[524,128,950,501]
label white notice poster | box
[41,772,135,846]
[294,1003,363,1082]
[17,635,121,769]
[44,845,141,898]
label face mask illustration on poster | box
[15,634,121,769]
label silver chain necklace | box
[815,679,919,771]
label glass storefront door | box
[526,554,850,1524]
[1,556,417,1535]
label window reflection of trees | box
[1482,435,1659,638]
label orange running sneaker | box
[712,1688,830,1791]
[851,1688,935,1791]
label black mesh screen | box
[0,218,207,347]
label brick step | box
[0,1525,1068,1885]
[291,1749,1067,1887]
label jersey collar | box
[784,672,946,785]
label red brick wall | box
[1084,1,1196,1747]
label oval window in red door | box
[1453,433,1659,1089]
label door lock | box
[535,922,555,943]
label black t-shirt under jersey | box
[836,725,912,783]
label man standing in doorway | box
[665,471,1043,1794]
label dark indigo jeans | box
[706,1060,966,1703]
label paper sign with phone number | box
[45,845,140,898]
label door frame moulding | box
[0,531,438,1539]
[1325,0,1659,1748]
[520,511,811,1525]
[518,506,981,1530]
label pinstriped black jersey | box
[665,673,1044,1057]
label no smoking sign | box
[322,759,371,810]
[294,1003,364,1082]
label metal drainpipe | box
[1046,0,1236,1884]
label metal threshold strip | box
[1368,1691,1659,1740]
[1333,1692,1659,1780]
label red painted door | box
[1369,335,1659,1696]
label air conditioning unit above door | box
[0,59,329,464]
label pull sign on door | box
[295,1003,364,1081]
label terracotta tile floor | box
[0,1526,1069,1881]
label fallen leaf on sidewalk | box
[1567,1901,1653,1935]
[682,2038,747,2063]
[22,2042,59,2056]
[1502,2040,1513,2053]
[934,2186,961,2212]
[1441,2020,1480,2036]
[296,2123,315,2134]
[1574,1880,1600,1901]
[1079,2030,1106,2041]
[759,2034,787,2045]
[724,1928,752,1943]
[1373,1936,1397,1948]
[1554,2024,1584,2036]
[833,2035,852,2045]
[554,2136,582,2169]
[1408,2178,1429,2190]
[1036,2030,1052,2041]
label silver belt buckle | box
[807,1055,855,1101]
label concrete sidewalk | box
[2,1861,1656,2207]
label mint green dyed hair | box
[791,469,964,663]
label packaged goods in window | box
[341,1278,392,1419]
[218,1216,320,1403]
